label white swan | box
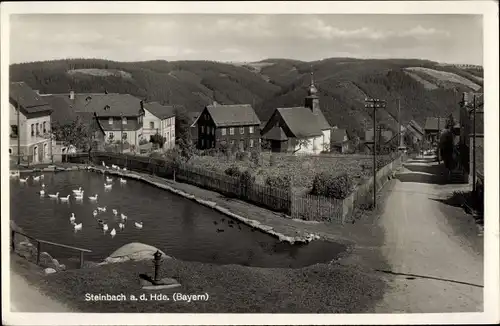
[40,174,44,180]
[72,187,83,194]
[104,183,112,190]
[102,223,109,232]
[120,178,127,184]
[134,222,143,229]
[42,183,45,188]
[97,206,107,212]
[106,177,113,183]
[74,191,84,199]
[33,175,40,182]
[116,166,121,171]
[93,210,98,217]
[60,195,70,202]
[112,209,118,216]
[110,228,116,237]
[89,194,98,201]
[118,222,125,230]
[74,223,82,231]
[19,176,29,183]
[105,165,110,169]
[70,213,76,223]
[39,189,45,196]
[48,192,59,199]
[120,213,127,221]
[102,161,106,167]
[111,164,117,169]
[123,167,127,171]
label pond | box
[10,171,347,269]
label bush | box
[311,172,354,200]
[239,170,255,187]
[250,149,260,166]
[225,165,242,178]
[235,151,247,161]
[265,175,291,189]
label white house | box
[143,102,177,150]
[9,82,54,164]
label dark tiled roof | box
[314,109,331,130]
[47,93,143,117]
[205,104,261,127]
[331,128,348,144]
[76,112,106,135]
[40,95,77,124]
[277,107,323,138]
[424,117,459,131]
[262,126,288,141]
[10,82,53,114]
[409,119,424,135]
[144,102,177,120]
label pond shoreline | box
[11,163,323,245]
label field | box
[189,151,374,195]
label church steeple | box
[305,64,320,114]
[307,64,318,97]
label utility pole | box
[17,97,21,165]
[472,94,477,193]
[120,113,124,154]
[398,98,403,149]
[365,98,386,209]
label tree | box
[293,138,312,154]
[51,116,91,152]
[174,106,194,160]
[150,133,166,149]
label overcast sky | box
[9,14,483,65]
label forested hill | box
[10,58,483,138]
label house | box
[365,128,394,143]
[193,103,261,151]
[188,111,201,145]
[405,119,425,144]
[260,71,331,154]
[424,117,448,144]
[41,94,106,158]
[142,102,177,150]
[9,82,54,164]
[330,127,349,153]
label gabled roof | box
[41,95,77,124]
[189,111,201,127]
[9,82,53,114]
[331,128,348,144]
[143,102,177,120]
[276,107,323,138]
[202,104,261,127]
[262,126,288,141]
[408,119,424,135]
[313,109,331,130]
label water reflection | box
[11,171,347,268]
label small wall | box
[341,155,405,222]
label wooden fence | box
[11,228,92,269]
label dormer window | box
[109,117,113,125]
[104,105,110,111]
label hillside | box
[9,58,483,138]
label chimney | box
[69,90,75,100]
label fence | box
[11,228,92,269]
[68,151,403,223]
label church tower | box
[304,66,320,115]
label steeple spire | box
[307,64,318,96]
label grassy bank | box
[11,252,386,313]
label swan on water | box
[111,164,117,169]
[120,178,127,184]
[74,191,84,199]
[102,161,106,167]
[48,192,59,199]
[106,177,113,183]
[110,228,116,237]
[93,210,98,217]
[89,194,98,201]
[70,213,76,223]
[19,176,29,183]
[116,166,121,171]
[134,222,143,229]
[39,189,45,196]
[74,223,83,231]
[105,165,110,169]
[102,224,109,232]
[60,195,70,202]
[97,206,107,212]
[120,213,128,221]
[123,167,127,171]
[42,183,45,188]
[112,209,118,216]
[118,223,125,230]
[33,175,40,182]
[72,187,83,194]
[104,183,112,190]
[40,174,44,180]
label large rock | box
[38,251,64,271]
[103,242,172,265]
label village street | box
[372,156,484,313]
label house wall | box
[142,109,162,141]
[290,135,323,154]
[322,129,331,152]
[161,116,176,150]
[10,103,52,146]
[103,129,142,147]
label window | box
[109,117,113,125]
[229,127,234,135]
[250,139,254,148]
[201,139,205,147]
[212,127,215,135]
[122,117,127,125]
[249,126,254,134]
[10,125,18,138]
[201,125,205,134]
[31,124,34,136]
[240,140,245,150]
[212,140,214,147]
[150,121,154,129]
[36,123,39,135]
[122,132,127,140]
[109,132,114,140]
[240,127,244,135]
[221,128,226,136]
[42,122,46,133]
[9,148,12,154]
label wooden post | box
[36,242,41,265]
[80,251,84,268]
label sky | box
[9,14,483,65]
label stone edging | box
[84,166,318,244]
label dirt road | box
[373,156,483,313]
